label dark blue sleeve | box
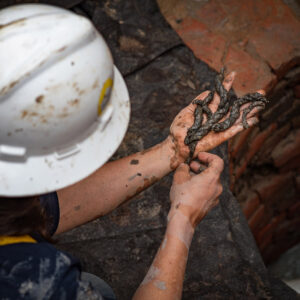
[39,192,60,236]
[0,243,104,300]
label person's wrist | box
[166,209,195,249]
[169,202,205,228]
[164,135,182,170]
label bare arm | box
[56,137,175,234]
[55,71,262,234]
[133,213,194,300]
[133,152,224,299]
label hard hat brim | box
[0,66,130,197]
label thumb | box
[185,90,211,113]
[173,163,191,184]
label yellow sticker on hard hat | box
[98,78,113,116]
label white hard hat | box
[0,4,130,197]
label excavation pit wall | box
[229,65,300,264]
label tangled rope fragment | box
[184,68,268,164]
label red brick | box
[228,156,234,177]
[252,123,291,165]
[285,66,300,86]
[228,137,234,154]
[177,18,227,72]
[274,190,297,214]
[254,172,293,204]
[236,184,254,203]
[157,1,188,27]
[234,162,247,182]
[159,0,298,97]
[200,0,280,44]
[176,18,208,35]
[261,243,276,263]
[217,0,276,26]
[255,213,274,237]
[279,155,300,173]
[230,127,254,159]
[248,204,265,232]
[235,123,277,180]
[261,96,293,129]
[228,133,238,156]
[234,126,260,163]
[274,219,300,241]
[268,79,289,101]
[247,123,277,161]
[242,193,260,219]
[193,33,227,72]
[277,99,300,126]
[249,32,298,79]
[288,200,300,219]
[258,233,273,252]
[223,45,276,96]
[251,172,296,214]
[292,116,300,129]
[294,85,300,99]
[195,1,227,30]
[255,212,286,246]
[229,179,235,192]
[290,218,300,231]
[271,129,300,168]
[229,153,235,190]
[248,2,300,77]
[296,175,300,192]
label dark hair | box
[0,196,50,239]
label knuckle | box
[218,185,223,195]
[219,158,224,169]
[215,156,224,169]
[196,90,210,100]
[201,90,210,96]
[212,198,219,208]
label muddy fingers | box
[184,69,268,161]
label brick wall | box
[229,65,300,264]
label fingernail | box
[257,89,266,96]
[250,117,259,125]
[225,71,236,82]
[230,71,236,78]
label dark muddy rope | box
[184,69,268,164]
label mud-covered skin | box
[184,70,268,163]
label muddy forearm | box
[133,212,194,300]
[55,136,176,234]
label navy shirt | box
[0,193,103,300]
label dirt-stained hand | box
[168,72,265,168]
[169,152,224,228]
